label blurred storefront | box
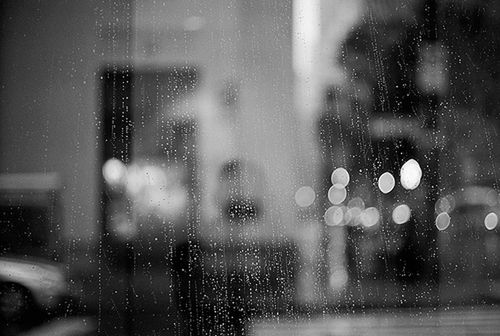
[313,0,500,309]
[0,0,304,333]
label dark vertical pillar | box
[100,68,135,335]
[421,0,441,287]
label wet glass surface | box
[0,0,500,335]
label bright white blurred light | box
[484,212,498,230]
[293,0,320,76]
[346,207,362,225]
[360,207,380,228]
[331,168,350,187]
[295,186,316,207]
[400,159,422,190]
[125,165,143,195]
[324,206,344,226]
[378,172,395,194]
[328,184,347,205]
[102,158,127,186]
[392,204,411,224]
[435,212,451,231]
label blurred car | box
[0,255,77,333]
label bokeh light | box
[346,207,362,225]
[392,204,411,224]
[295,186,316,207]
[378,172,395,194]
[484,212,498,230]
[435,195,455,214]
[486,190,498,207]
[400,159,422,190]
[328,184,347,205]
[360,207,380,228]
[324,206,344,226]
[435,212,451,231]
[102,158,127,186]
[331,167,350,187]
[347,197,365,210]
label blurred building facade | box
[314,0,500,307]
[0,0,307,324]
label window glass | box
[1,0,500,334]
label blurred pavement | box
[250,306,500,336]
[20,317,96,336]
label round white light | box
[102,158,127,186]
[435,212,451,231]
[331,168,350,187]
[360,207,380,228]
[378,172,395,194]
[295,186,316,208]
[324,206,344,226]
[400,159,422,190]
[484,212,498,230]
[392,204,411,224]
[328,184,347,205]
[346,207,362,225]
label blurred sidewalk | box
[20,317,96,336]
[250,306,500,336]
